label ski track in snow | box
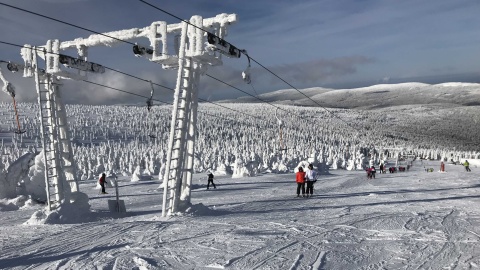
[2,160,480,269]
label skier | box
[366,166,372,179]
[440,161,445,172]
[464,160,471,172]
[305,164,318,198]
[207,172,216,190]
[370,166,376,179]
[296,166,306,197]
[379,163,384,174]
[99,173,108,194]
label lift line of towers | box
[0,13,252,216]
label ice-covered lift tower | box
[18,13,239,215]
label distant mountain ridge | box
[219,82,480,109]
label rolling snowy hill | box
[221,82,480,109]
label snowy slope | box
[223,82,480,109]
[1,160,480,269]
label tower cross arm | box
[58,27,151,49]
[54,13,237,51]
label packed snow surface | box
[1,160,480,269]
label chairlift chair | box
[146,81,156,139]
[0,66,25,134]
[240,50,251,84]
[12,96,25,134]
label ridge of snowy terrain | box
[221,82,480,109]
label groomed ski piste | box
[1,159,480,269]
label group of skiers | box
[295,164,318,198]
[439,160,472,172]
[96,159,474,198]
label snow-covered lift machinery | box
[128,14,240,216]
[17,13,238,216]
[5,44,106,210]
[154,14,239,216]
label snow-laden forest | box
[1,94,480,269]
[1,100,479,183]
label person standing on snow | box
[207,172,216,189]
[370,166,376,179]
[296,166,306,197]
[99,173,108,194]
[464,160,471,172]
[366,166,372,179]
[305,164,318,198]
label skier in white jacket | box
[305,164,318,198]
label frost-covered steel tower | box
[159,14,238,216]
[18,42,104,210]
[17,13,238,215]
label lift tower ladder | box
[33,48,63,210]
[162,25,193,214]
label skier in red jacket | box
[99,173,108,194]
[296,166,306,197]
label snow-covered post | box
[114,178,119,208]
[161,13,238,216]
[182,63,201,201]
[50,76,78,193]
[162,21,190,216]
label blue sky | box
[0,0,479,104]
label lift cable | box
[0,6,471,148]
[0,2,136,46]
[81,80,244,123]
[0,40,262,121]
[0,3,302,118]
[137,0,361,130]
